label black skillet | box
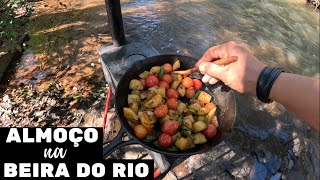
[103,55,236,158]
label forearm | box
[269,73,320,131]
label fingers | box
[209,78,219,85]
[202,74,220,85]
[195,43,230,68]
[199,62,228,79]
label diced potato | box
[183,115,194,129]
[183,118,193,129]
[129,79,144,90]
[193,121,207,132]
[177,102,186,115]
[157,87,166,98]
[173,60,180,70]
[171,81,181,89]
[168,110,178,118]
[139,71,150,79]
[171,74,183,82]
[129,102,139,114]
[194,132,207,144]
[171,132,181,142]
[144,94,162,108]
[197,91,212,104]
[128,94,141,105]
[146,90,156,100]
[178,84,186,97]
[131,90,140,96]
[198,107,211,116]
[150,66,161,75]
[189,103,201,112]
[175,137,190,151]
[140,112,156,129]
[140,91,147,99]
[177,74,183,82]
[210,115,219,127]
[207,107,217,121]
[123,107,138,121]
[197,116,205,121]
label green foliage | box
[0,0,34,51]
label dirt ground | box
[0,0,112,127]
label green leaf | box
[204,115,209,124]
[188,108,196,114]
[143,135,156,142]
[193,90,201,99]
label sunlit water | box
[121,0,319,178]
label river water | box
[121,0,319,179]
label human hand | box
[196,41,265,95]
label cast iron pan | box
[103,55,236,157]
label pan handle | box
[103,126,138,158]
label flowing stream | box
[121,0,319,179]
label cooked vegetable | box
[205,103,216,109]
[177,84,186,97]
[150,66,161,75]
[182,77,193,89]
[183,115,194,129]
[159,81,170,90]
[198,107,211,116]
[162,74,173,84]
[139,71,150,79]
[154,105,168,118]
[123,107,138,121]
[158,134,173,147]
[185,88,195,99]
[197,91,212,104]
[128,94,141,105]
[134,125,148,139]
[202,124,217,138]
[129,79,144,90]
[171,80,181,89]
[192,79,202,90]
[157,87,166,98]
[162,120,179,135]
[166,98,179,110]
[145,75,159,88]
[140,91,147,99]
[159,66,164,79]
[125,61,219,151]
[193,121,207,132]
[175,137,191,151]
[144,94,162,108]
[171,132,181,142]
[163,63,173,73]
[194,132,207,144]
[130,102,139,114]
[177,102,186,115]
[166,88,179,99]
[172,60,180,70]
[140,112,156,128]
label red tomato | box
[202,124,217,138]
[162,74,173,84]
[166,98,179,110]
[185,88,195,98]
[145,75,159,88]
[159,81,170,90]
[166,88,179,99]
[162,120,179,135]
[192,79,202,90]
[147,128,153,136]
[158,134,173,147]
[182,77,193,89]
[154,105,168,118]
[163,63,173,74]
